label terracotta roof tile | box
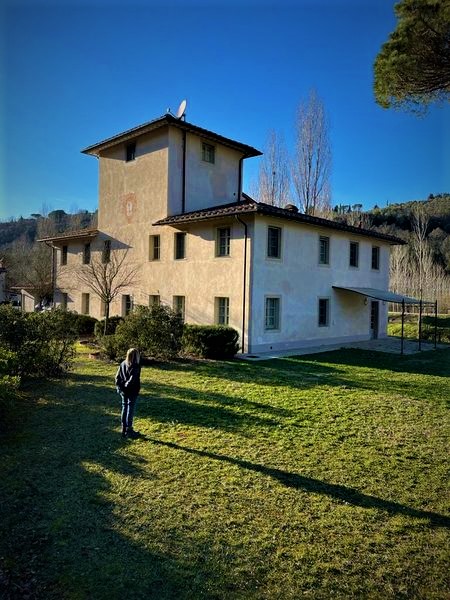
[37,228,99,243]
[154,201,405,245]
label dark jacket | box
[115,360,141,396]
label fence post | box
[418,299,423,351]
[401,299,405,355]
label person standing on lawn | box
[115,348,141,438]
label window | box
[100,300,107,318]
[265,297,280,330]
[216,297,230,325]
[216,227,230,257]
[126,142,136,162]
[83,243,91,265]
[149,235,160,261]
[102,240,111,264]
[61,245,68,266]
[173,296,185,321]
[267,226,282,259]
[319,236,330,265]
[122,294,133,316]
[349,241,359,268]
[61,292,68,310]
[81,293,90,315]
[318,298,329,327]
[202,142,215,164]
[372,246,380,270]
[175,232,186,259]
[149,295,160,307]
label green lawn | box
[1,348,449,599]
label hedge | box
[182,325,239,359]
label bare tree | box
[411,203,431,300]
[7,236,53,304]
[75,245,140,333]
[256,130,290,207]
[292,89,332,215]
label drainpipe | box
[235,215,248,354]
[182,130,187,214]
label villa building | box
[39,113,404,353]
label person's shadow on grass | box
[143,437,450,529]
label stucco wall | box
[248,217,391,353]
[98,127,169,234]
[168,129,242,215]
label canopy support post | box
[418,299,423,351]
[401,299,405,355]
[434,300,438,349]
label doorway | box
[370,300,379,339]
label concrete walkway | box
[239,336,449,361]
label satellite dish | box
[176,99,187,120]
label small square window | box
[61,245,68,266]
[126,142,136,162]
[102,240,111,264]
[175,232,186,260]
[173,295,185,321]
[216,227,230,257]
[83,243,91,265]
[265,297,280,330]
[349,241,359,268]
[149,295,160,307]
[202,142,215,164]
[267,226,282,259]
[81,293,90,315]
[372,246,380,270]
[319,236,329,265]
[216,297,230,325]
[122,294,133,316]
[61,292,68,310]
[149,235,160,261]
[318,298,329,327]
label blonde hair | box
[125,348,140,366]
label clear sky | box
[1,0,449,221]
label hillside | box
[369,193,450,234]
[0,210,97,250]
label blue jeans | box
[120,393,138,430]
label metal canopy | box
[332,286,434,305]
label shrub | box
[71,313,98,336]
[0,374,21,431]
[114,304,184,360]
[0,306,78,376]
[182,325,240,359]
[98,334,120,360]
[94,316,123,338]
[0,347,20,376]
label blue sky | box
[1,0,449,221]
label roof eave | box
[81,114,262,158]
[37,229,99,244]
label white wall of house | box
[248,217,391,353]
